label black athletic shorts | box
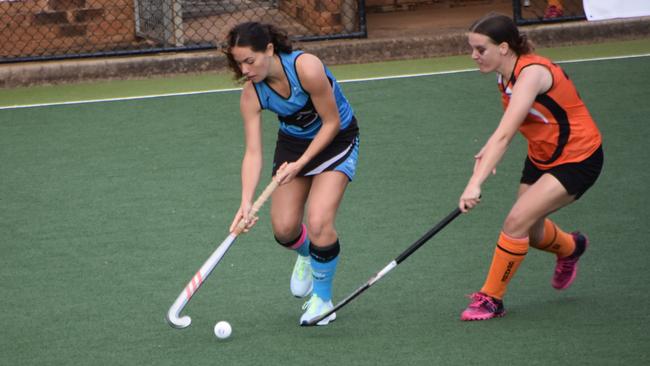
[520,145,604,199]
[272,117,359,178]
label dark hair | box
[469,13,533,55]
[223,22,293,80]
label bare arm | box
[459,65,553,212]
[230,82,264,232]
[275,53,341,184]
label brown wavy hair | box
[470,13,533,55]
[222,22,293,80]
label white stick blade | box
[167,311,191,329]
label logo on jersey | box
[279,98,319,128]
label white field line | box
[1,53,648,111]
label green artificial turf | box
[1,45,649,366]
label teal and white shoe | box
[300,294,336,326]
[290,255,313,298]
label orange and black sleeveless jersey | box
[498,54,602,169]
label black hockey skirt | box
[273,118,360,181]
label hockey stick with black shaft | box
[301,206,462,326]
[167,179,279,329]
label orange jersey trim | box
[499,54,602,169]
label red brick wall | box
[280,0,348,35]
[1,0,136,58]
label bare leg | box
[305,171,349,246]
[502,174,575,238]
[270,176,311,242]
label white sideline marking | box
[0,88,241,110]
[1,53,649,111]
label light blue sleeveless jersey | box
[252,50,354,139]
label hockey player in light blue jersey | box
[224,22,360,326]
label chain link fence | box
[1,0,367,63]
[513,0,585,25]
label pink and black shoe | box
[460,292,506,321]
[552,232,588,290]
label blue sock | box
[311,256,338,301]
[310,240,341,302]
